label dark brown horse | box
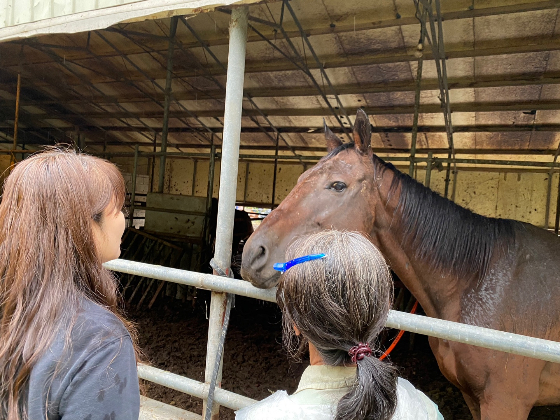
[241,109,560,420]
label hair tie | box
[349,342,372,363]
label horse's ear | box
[353,109,372,154]
[324,119,343,152]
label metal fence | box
[105,257,560,417]
[103,6,560,420]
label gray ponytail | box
[277,231,398,420]
[336,355,397,420]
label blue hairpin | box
[273,253,326,273]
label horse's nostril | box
[247,243,269,271]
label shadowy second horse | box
[241,109,560,420]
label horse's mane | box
[326,143,517,280]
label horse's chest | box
[428,336,462,389]
[537,363,560,405]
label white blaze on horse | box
[241,109,560,420]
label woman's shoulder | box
[72,299,131,349]
[235,391,334,420]
[394,378,444,420]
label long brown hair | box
[277,230,397,420]
[0,148,138,420]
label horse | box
[241,109,560,420]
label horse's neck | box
[371,168,465,320]
[374,227,462,319]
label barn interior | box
[0,0,559,419]
[1,0,559,231]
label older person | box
[236,230,442,420]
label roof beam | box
[44,124,560,134]
[3,0,559,67]
[12,35,560,87]
[6,73,560,105]
[26,101,560,119]
[84,143,560,156]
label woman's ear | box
[293,323,301,336]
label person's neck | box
[308,342,357,367]
[309,342,324,365]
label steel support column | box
[204,139,217,247]
[425,152,433,188]
[544,142,560,227]
[203,7,248,420]
[158,17,178,193]
[418,0,456,197]
[129,145,139,228]
[555,174,560,234]
[11,73,21,168]
[409,6,427,178]
[271,132,279,208]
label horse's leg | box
[479,396,533,420]
[477,356,543,420]
[461,391,481,420]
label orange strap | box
[379,300,419,361]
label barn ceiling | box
[0,0,560,166]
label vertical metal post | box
[544,145,560,228]
[129,145,139,228]
[78,133,86,151]
[150,132,157,192]
[444,154,452,198]
[11,73,21,168]
[409,7,426,178]
[545,175,553,229]
[271,132,280,207]
[158,17,178,193]
[555,173,560,234]
[243,162,250,203]
[204,141,217,246]
[425,152,433,188]
[192,159,198,196]
[203,7,248,420]
[207,138,216,202]
[451,168,458,202]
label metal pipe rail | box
[105,259,560,364]
[137,365,256,411]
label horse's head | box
[241,109,392,288]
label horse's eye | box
[329,181,347,192]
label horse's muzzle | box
[241,240,281,289]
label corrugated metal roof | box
[0,0,259,41]
[0,0,559,165]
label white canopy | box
[0,0,259,42]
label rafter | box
[4,73,560,106]
[10,34,560,89]
[24,101,560,120]
[2,1,558,67]
[41,124,560,134]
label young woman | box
[0,149,141,420]
[236,230,442,420]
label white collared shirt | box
[236,365,444,420]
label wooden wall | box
[116,156,560,229]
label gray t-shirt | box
[26,298,140,420]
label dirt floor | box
[130,291,560,420]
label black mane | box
[327,143,517,280]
